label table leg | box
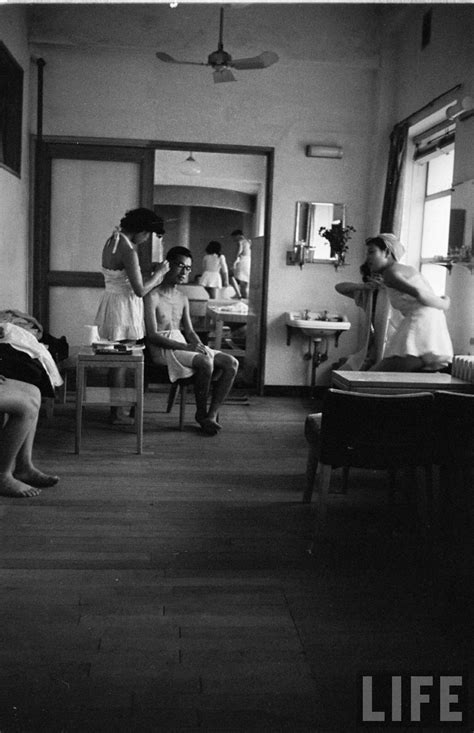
[136,362,144,455]
[213,318,224,350]
[75,364,85,454]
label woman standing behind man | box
[199,240,229,299]
[95,207,169,422]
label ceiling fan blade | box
[231,51,279,70]
[213,68,236,84]
[156,52,207,67]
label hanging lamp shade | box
[180,152,201,176]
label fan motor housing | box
[208,49,232,68]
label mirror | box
[294,201,346,261]
[447,179,473,263]
[153,147,269,391]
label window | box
[410,120,455,293]
[420,150,454,261]
[0,42,24,177]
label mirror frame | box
[294,201,346,262]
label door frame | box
[32,136,274,393]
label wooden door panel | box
[33,141,154,341]
[50,158,140,272]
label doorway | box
[32,138,273,393]
[153,147,271,391]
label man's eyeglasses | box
[173,262,192,272]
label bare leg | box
[191,353,219,434]
[206,287,218,299]
[207,352,239,425]
[238,281,249,299]
[110,367,133,423]
[371,355,425,372]
[0,379,44,497]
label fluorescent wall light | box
[305,145,343,159]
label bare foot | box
[0,475,42,497]
[14,469,59,488]
[196,416,220,435]
[111,408,134,426]
[111,416,135,426]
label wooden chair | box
[144,344,222,431]
[433,390,474,531]
[304,412,349,503]
[144,353,193,431]
[308,389,435,540]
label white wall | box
[28,4,381,385]
[4,3,473,382]
[0,6,31,310]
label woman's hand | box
[365,276,384,290]
[153,260,170,278]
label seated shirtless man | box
[0,376,59,497]
[144,246,239,435]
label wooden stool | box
[75,347,144,454]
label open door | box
[32,141,154,348]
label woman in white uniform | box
[95,207,169,422]
[365,233,453,372]
[231,229,251,299]
[199,241,229,299]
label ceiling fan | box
[156,6,279,83]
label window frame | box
[0,41,24,178]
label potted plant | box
[319,221,356,269]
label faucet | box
[304,309,310,320]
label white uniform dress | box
[384,270,453,371]
[94,232,144,341]
[199,254,228,289]
[233,239,251,283]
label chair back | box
[319,388,434,469]
[434,390,474,464]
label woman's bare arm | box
[384,266,450,310]
[220,255,229,287]
[122,245,169,297]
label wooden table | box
[206,304,249,357]
[332,370,474,394]
[75,347,144,454]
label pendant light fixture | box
[180,152,201,176]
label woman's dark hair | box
[205,240,222,255]
[365,236,387,252]
[231,229,243,237]
[120,208,165,235]
[165,246,193,263]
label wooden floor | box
[0,391,471,732]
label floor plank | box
[0,393,471,731]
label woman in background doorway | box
[199,240,229,299]
[231,229,251,299]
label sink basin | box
[285,311,351,338]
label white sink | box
[285,311,351,338]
